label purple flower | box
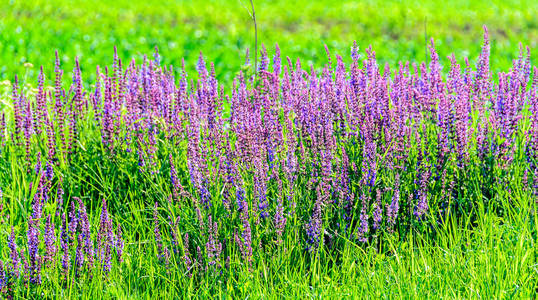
[357,193,369,243]
[274,197,286,246]
[306,187,324,251]
[75,197,94,272]
[0,261,5,290]
[44,215,57,265]
[372,190,382,231]
[273,43,281,76]
[386,175,400,232]
[258,44,269,72]
[69,201,79,242]
[183,233,192,275]
[8,227,20,278]
[351,40,360,62]
[61,213,70,279]
[205,216,222,268]
[27,218,41,284]
[75,234,84,276]
[115,223,124,263]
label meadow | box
[0,0,537,298]
[2,0,537,83]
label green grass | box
[1,0,537,84]
[106,201,538,298]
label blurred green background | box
[0,0,536,84]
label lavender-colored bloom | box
[273,43,281,76]
[305,199,322,251]
[75,234,84,276]
[372,190,382,231]
[196,52,208,79]
[0,113,6,148]
[236,185,246,212]
[183,233,192,275]
[169,216,180,255]
[31,192,43,221]
[258,44,269,72]
[414,167,431,219]
[386,175,400,232]
[274,197,286,246]
[20,250,29,283]
[351,40,360,62]
[34,152,42,175]
[205,216,222,268]
[69,201,79,242]
[97,198,110,261]
[56,179,64,216]
[27,218,41,284]
[153,46,161,66]
[199,179,211,209]
[0,261,5,290]
[306,186,324,251]
[103,238,112,275]
[169,154,183,203]
[116,223,124,263]
[95,198,114,276]
[8,227,20,278]
[44,215,57,265]
[255,179,269,219]
[75,197,94,271]
[45,161,54,182]
[357,193,369,243]
[61,213,70,279]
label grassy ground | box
[1,0,537,83]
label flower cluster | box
[1,27,536,284]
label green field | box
[1,0,537,83]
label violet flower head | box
[75,234,84,276]
[273,43,281,76]
[27,219,42,284]
[258,44,269,72]
[305,199,323,251]
[8,227,20,278]
[372,190,382,231]
[205,216,222,268]
[69,201,79,242]
[44,214,57,265]
[236,185,246,212]
[0,261,5,290]
[75,197,93,269]
[153,46,161,66]
[61,213,70,279]
[183,233,192,274]
[351,41,360,62]
[116,222,124,263]
[306,187,324,251]
[45,161,54,182]
[386,175,400,232]
[357,193,369,243]
[196,52,208,78]
[274,198,286,245]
